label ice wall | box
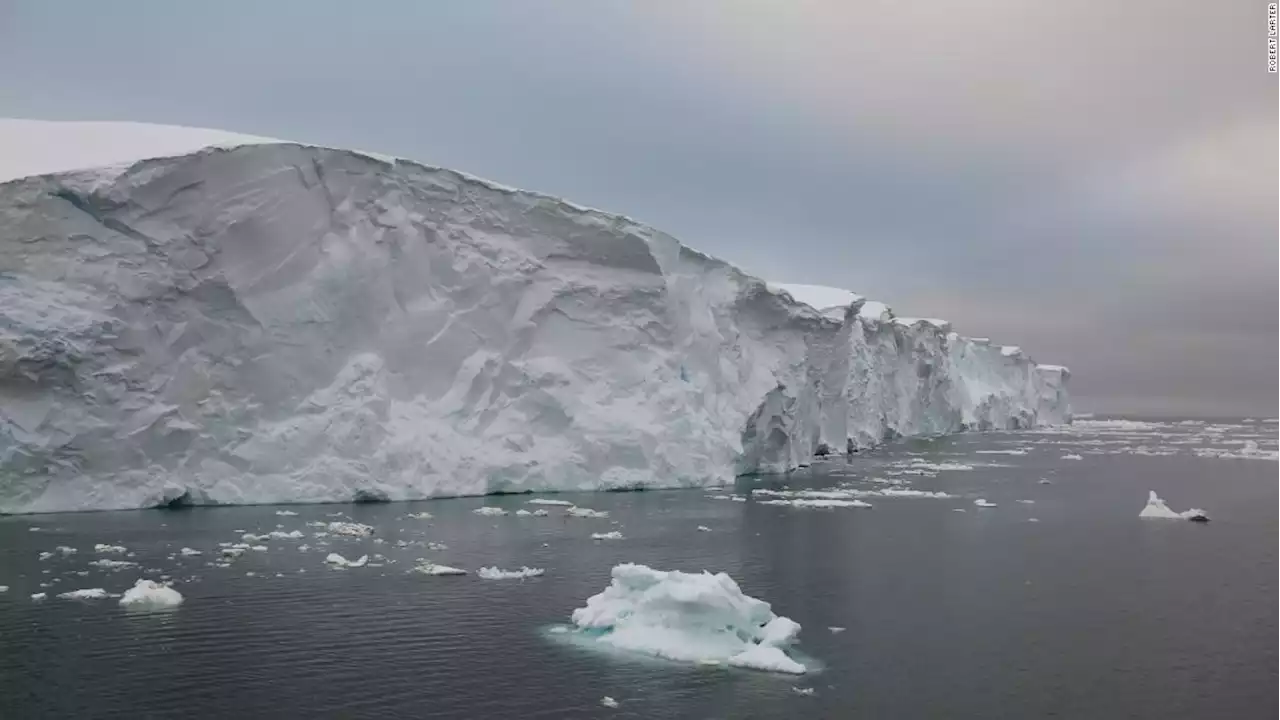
[0,144,1070,513]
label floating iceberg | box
[472,507,508,517]
[568,563,808,674]
[591,531,625,540]
[1061,454,1083,460]
[411,560,467,576]
[119,579,184,610]
[94,544,127,554]
[89,559,137,570]
[566,507,609,519]
[1139,491,1209,521]
[527,499,575,506]
[973,499,998,508]
[325,553,369,568]
[179,547,203,556]
[57,588,108,600]
[477,566,545,580]
[0,125,1070,513]
[327,522,374,537]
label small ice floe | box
[179,548,203,557]
[759,498,872,509]
[266,530,304,540]
[952,508,967,512]
[94,544,127,554]
[697,526,712,532]
[250,545,268,552]
[527,499,574,506]
[478,566,545,580]
[472,507,508,517]
[828,627,846,634]
[31,592,46,601]
[411,560,467,576]
[38,551,54,561]
[327,521,375,537]
[600,697,620,709]
[54,546,77,556]
[591,531,624,541]
[567,563,808,674]
[973,499,998,508]
[426,542,449,551]
[221,547,247,558]
[792,687,816,696]
[1028,518,1040,523]
[566,507,609,518]
[275,510,299,516]
[119,580,183,610]
[1017,500,1035,505]
[1139,491,1209,522]
[406,512,433,519]
[975,449,1028,456]
[515,509,533,517]
[325,553,369,568]
[531,509,550,517]
[1061,454,1083,460]
[89,559,137,570]
[1037,479,1054,485]
[0,586,7,593]
[57,588,107,600]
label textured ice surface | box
[411,560,467,576]
[477,566,545,579]
[324,553,368,568]
[569,563,808,674]
[119,579,184,609]
[0,137,1070,513]
[1139,491,1208,520]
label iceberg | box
[411,560,467,576]
[324,552,369,568]
[477,566,545,579]
[57,588,108,600]
[0,122,1071,513]
[591,531,625,540]
[119,579,184,610]
[1139,491,1209,521]
[568,563,808,674]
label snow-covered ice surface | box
[0,126,1069,513]
[566,563,809,674]
[119,579,184,610]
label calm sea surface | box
[1,418,1276,719]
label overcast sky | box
[1,1,1275,416]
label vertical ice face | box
[0,142,1070,513]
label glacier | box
[0,132,1070,513]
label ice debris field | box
[0,121,1071,514]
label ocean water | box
[0,418,1275,719]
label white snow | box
[568,563,808,674]
[411,560,467,576]
[472,507,508,517]
[769,283,863,313]
[325,553,369,568]
[477,566,545,579]
[1139,491,1209,521]
[973,499,998,508]
[119,579,184,610]
[591,531,625,540]
[0,119,278,184]
[57,588,107,600]
[0,123,1071,514]
[566,507,609,519]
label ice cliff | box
[0,140,1070,513]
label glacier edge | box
[0,143,1070,513]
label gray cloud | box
[1,0,1274,416]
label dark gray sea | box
[1,417,1276,719]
